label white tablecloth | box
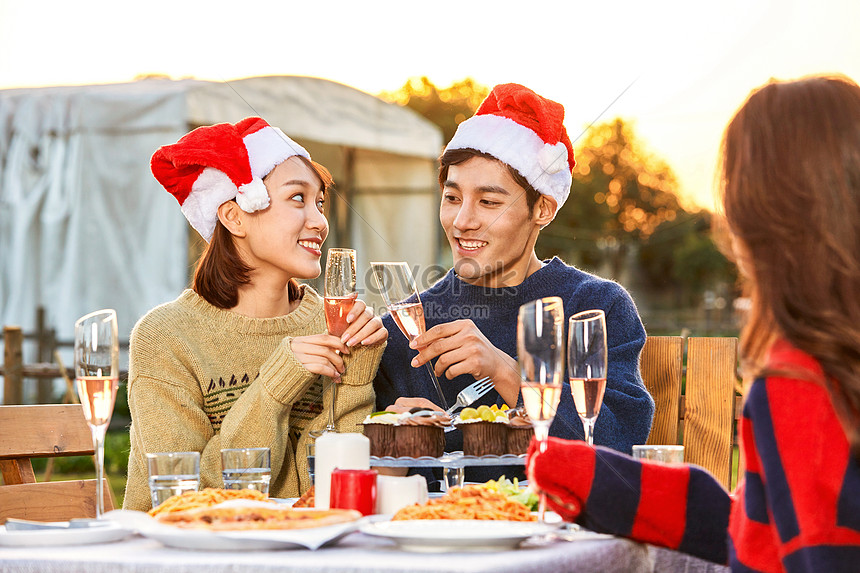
[0,531,730,573]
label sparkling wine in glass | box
[74,309,119,519]
[517,297,564,524]
[371,261,448,410]
[323,248,358,432]
[567,309,608,447]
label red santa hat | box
[444,83,575,214]
[151,117,310,241]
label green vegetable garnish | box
[482,476,539,511]
[370,410,394,417]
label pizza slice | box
[155,505,360,531]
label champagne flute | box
[567,309,608,447]
[371,261,448,410]
[517,297,564,524]
[322,248,358,433]
[74,309,119,518]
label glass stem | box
[424,362,448,410]
[534,422,550,452]
[327,379,337,431]
[442,467,465,491]
[583,418,595,447]
[91,425,107,518]
[531,421,552,525]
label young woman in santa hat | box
[528,75,860,571]
[122,117,386,510]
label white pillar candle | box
[374,474,429,515]
[315,432,369,510]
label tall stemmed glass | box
[371,262,447,410]
[517,297,564,524]
[74,309,119,518]
[322,248,358,433]
[567,309,608,447]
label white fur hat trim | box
[243,126,310,180]
[236,178,270,212]
[445,114,572,210]
[181,167,239,242]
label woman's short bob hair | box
[192,155,334,309]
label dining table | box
[0,525,730,573]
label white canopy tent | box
[0,76,444,357]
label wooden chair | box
[639,336,741,489]
[0,404,115,524]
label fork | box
[445,376,494,416]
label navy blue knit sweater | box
[373,257,654,482]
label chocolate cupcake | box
[506,408,534,455]
[394,409,451,458]
[362,412,399,457]
[456,405,509,456]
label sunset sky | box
[2,0,858,209]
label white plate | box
[359,519,559,552]
[104,507,363,551]
[0,522,132,547]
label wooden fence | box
[1,308,128,405]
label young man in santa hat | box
[373,83,654,483]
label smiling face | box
[238,156,329,282]
[440,156,550,288]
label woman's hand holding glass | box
[335,299,387,348]
[290,334,349,380]
[290,301,387,379]
[323,248,381,434]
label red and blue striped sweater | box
[530,340,860,571]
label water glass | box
[146,451,200,508]
[632,444,684,463]
[221,447,271,493]
[306,440,316,486]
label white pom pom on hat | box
[151,117,310,242]
[443,83,575,218]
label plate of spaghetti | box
[359,485,559,552]
[390,485,536,521]
[147,488,269,517]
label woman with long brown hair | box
[122,117,387,511]
[528,76,860,571]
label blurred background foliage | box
[380,77,490,144]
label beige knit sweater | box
[122,286,384,511]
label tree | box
[539,118,685,280]
[638,210,737,306]
[378,77,490,143]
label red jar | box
[330,468,377,516]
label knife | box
[4,518,109,531]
